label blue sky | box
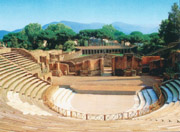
[0,0,178,31]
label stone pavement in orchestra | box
[52,75,162,92]
[52,75,162,114]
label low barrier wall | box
[43,83,165,121]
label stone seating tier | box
[146,89,158,104]
[161,86,173,103]
[142,89,152,106]
[134,78,180,123]
[1,50,180,131]
[1,52,41,72]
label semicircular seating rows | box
[51,87,75,110]
[1,51,41,71]
[0,50,180,131]
[134,78,180,125]
[0,55,54,115]
[127,87,158,117]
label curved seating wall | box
[0,55,51,115]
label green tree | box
[129,31,144,43]
[159,19,169,43]
[78,25,122,41]
[38,23,76,49]
[55,44,63,50]
[38,29,57,49]
[159,3,180,44]
[137,33,164,55]
[114,30,125,40]
[117,34,131,43]
[143,35,151,44]
[24,23,42,49]
[3,32,29,48]
[101,24,116,39]
[149,33,164,45]
[63,40,75,52]
[78,29,97,40]
[46,23,71,32]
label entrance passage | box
[102,67,112,76]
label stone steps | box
[1,51,41,72]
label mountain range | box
[0,21,159,39]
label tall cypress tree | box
[159,3,180,44]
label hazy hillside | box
[112,22,158,34]
[0,30,10,39]
[43,21,104,32]
[0,29,23,39]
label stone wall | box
[48,62,70,77]
[63,58,104,76]
[142,56,161,65]
[112,54,142,76]
[49,50,82,62]
[142,56,162,73]
[63,50,82,61]
[112,55,164,76]
[76,58,104,76]
[61,61,75,72]
[60,63,69,75]
[30,49,82,62]
[30,49,82,77]
[66,54,115,67]
[49,62,63,77]
[149,59,164,75]
[169,51,180,71]
[30,50,49,62]
[30,49,63,63]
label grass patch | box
[80,54,90,57]
[111,54,123,56]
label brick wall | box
[142,56,161,65]
[60,63,69,75]
[112,54,142,76]
[63,58,104,76]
